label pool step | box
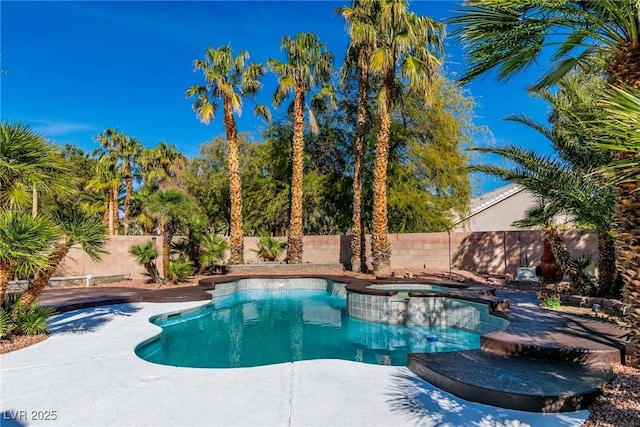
[408,350,612,413]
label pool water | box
[136,289,482,368]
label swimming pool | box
[135,281,489,368]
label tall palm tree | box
[267,33,334,264]
[87,155,121,236]
[118,136,143,235]
[144,188,195,280]
[94,128,125,235]
[0,210,59,302]
[367,0,443,277]
[186,45,270,265]
[0,122,73,215]
[18,209,107,308]
[338,0,378,273]
[452,0,640,359]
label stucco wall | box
[57,230,599,279]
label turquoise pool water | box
[136,289,482,368]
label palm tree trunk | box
[107,195,114,236]
[224,98,244,265]
[123,163,132,235]
[32,186,38,218]
[545,227,595,295]
[597,230,618,297]
[371,82,393,278]
[287,89,306,264]
[351,62,368,273]
[609,45,640,364]
[0,261,14,304]
[18,246,69,308]
[161,224,171,281]
[111,186,119,235]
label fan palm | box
[0,210,59,302]
[0,122,73,215]
[18,208,107,308]
[337,0,378,273]
[186,45,269,265]
[144,188,196,280]
[119,136,143,235]
[367,0,443,277]
[129,241,160,283]
[267,32,334,264]
[139,142,186,191]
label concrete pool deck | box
[1,300,592,427]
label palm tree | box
[87,155,121,236]
[118,136,143,235]
[472,74,618,295]
[338,0,378,273]
[267,32,334,264]
[367,0,443,277]
[18,209,107,308]
[0,122,73,215]
[139,142,186,191]
[129,240,160,283]
[186,45,270,265]
[0,210,59,303]
[144,188,195,280]
[94,128,124,235]
[452,0,640,358]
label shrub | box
[200,234,229,271]
[251,236,287,262]
[13,304,54,335]
[167,258,194,284]
[544,297,561,309]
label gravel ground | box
[2,267,638,426]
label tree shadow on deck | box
[47,303,140,335]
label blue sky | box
[1,1,552,194]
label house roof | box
[468,183,525,216]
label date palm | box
[267,33,334,264]
[0,210,59,303]
[452,0,640,359]
[367,0,443,276]
[18,208,107,308]
[338,0,378,273]
[0,122,73,215]
[186,45,269,265]
[144,188,196,280]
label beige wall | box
[58,230,599,279]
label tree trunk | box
[123,162,132,235]
[224,98,244,265]
[287,88,306,264]
[0,261,14,304]
[111,186,119,235]
[371,80,393,278]
[351,62,368,273]
[107,194,114,236]
[18,246,69,308]
[161,223,171,281]
[609,43,640,364]
[597,230,618,297]
[32,186,38,218]
[545,227,595,295]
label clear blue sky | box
[1,1,552,194]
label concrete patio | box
[1,300,592,427]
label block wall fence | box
[56,230,598,279]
